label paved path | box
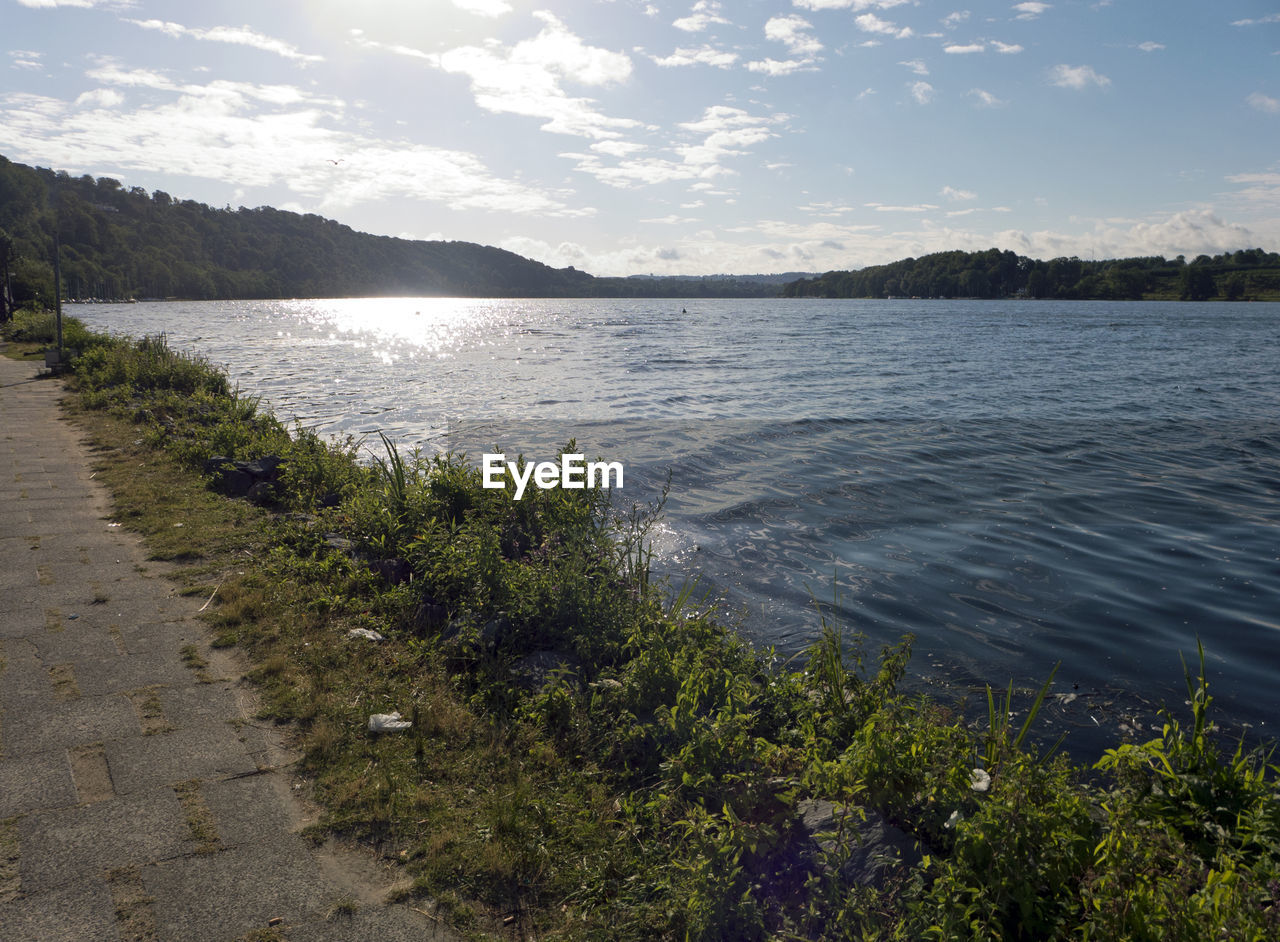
[0,352,454,941]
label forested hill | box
[782,247,1280,301]
[0,155,785,303]
[0,156,608,302]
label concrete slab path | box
[0,352,457,941]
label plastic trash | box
[368,711,412,733]
[347,628,385,642]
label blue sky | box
[4,0,1278,276]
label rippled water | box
[78,298,1280,755]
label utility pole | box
[53,231,64,355]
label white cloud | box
[126,19,324,64]
[899,59,929,75]
[10,50,44,70]
[793,1,912,10]
[746,58,819,76]
[1013,2,1051,20]
[348,30,434,62]
[764,15,823,56]
[74,88,124,107]
[942,11,970,29]
[450,0,512,16]
[1137,41,1165,52]
[433,13,638,140]
[866,202,940,212]
[1247,92,1280,114]
[941,185,977,201]
[857,13,913,39]
[991,40,1023,54]
[0,76,580,218]
[909,81,934,104]
[968,88,1006,107]
[1048,64,1110,90]
[16,0,132,7]
[650,45,739,68]
[945,42,984,54]
[673,1,730,33]
[1232,14,1280,26]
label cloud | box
[899,59,929,75]
[942,11,970,29]
[348,29,434,62]
[450,0,512,16]
[433,12,638,140]
[74,88,124,107]
[968,88,1006,107]
[673,1,730,33]
[1048,64,1110,89]
[991,40,1023,54]
[793,1,912,10]
[909,81,934,104]
[569,105,780,190]
[941,185,977,201]
[1232,14,1280,26]
[944,42,984,54]
[867,202,940,212]
[1136,41,1165,52]
[1247,92,1280,114]
[746,58,819,76]
[10,50,44,70]
[126,19,324,64]
[0,74,582,218]
[16,0,132,7]
[857,13,913,39]
[650,45,739,68]
[764,15,823,55]
[1013,2,1051,20]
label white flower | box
[970,768,991,792]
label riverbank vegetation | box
[5,309,1280,940]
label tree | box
[1180,266,1216,301]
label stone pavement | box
[0,351,456,941]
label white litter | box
[368,711,412,733]
[347,628,385,642]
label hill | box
[0,155,783,308]
[782,247,1280,302]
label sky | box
[3,1,1278,277]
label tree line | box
[782,247,1280,302]
[3,154,1277,312]
[0,155,785,310]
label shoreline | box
[6,310,1280,939]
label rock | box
[220,468,255,497]
[480,616,515,649]
[202,456,233,475]
[243,455,282,479]
[411,599,448,634]
[511,650,580,690]
[348,628,385,642]
[797,798,925,889]
[246,481,277,505]
[324,534,355,553]
[369,557,413,585]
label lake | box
[77,297,1280,756]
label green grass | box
[44,315,1280,940]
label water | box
[77,298,1280,756]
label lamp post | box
[53,231,64,356]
